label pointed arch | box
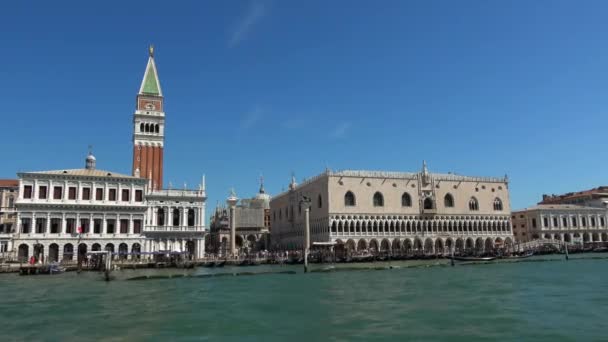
[373,192,384,207]
[469,197,479,211]
[344,191,356,207]
[493,198,503,211]
[401,192,412,207]
[444,193,454,208]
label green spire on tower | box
[139,45,162,96]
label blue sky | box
[1,0,608,215]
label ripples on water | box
[1,255,607,341]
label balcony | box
[144,225,205,233]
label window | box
[133,220,142,234]
[68,187,77,200]
[444,194,454,208]
[93,219,102,234]
[424,197,434,210]
[106,219,115,234]
[493,198,503,211]
[582,217,587,227]
[96,188,103,201]
[543,217,548,228]
[82,187,91,200]
[469,197,479,211]
[66,218,75,234]
[21,218,31,233]
[122,189,130,202]
[532,218,537,228]
[553,217,558,227]
[345,191,356,206]
[23,185,33,199]
[51,219,60,234]
[402,193,412,207]
[135,190,143,202]
[173,208,180,226]
[373,192,384,207]
[572,217,577,227]
[109,189,117,201]
[601,217,606,227]
[35,218,46,234]
[591,217,596,227]
[188,209,195,226]
[120,219,129,234]
[562,217,568,227]
[38,186,47,199]
[157,208,165,226]
[80,219,89,234]
[53,186,62,200]
[318,195,322,209]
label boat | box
[592,247,608,253]
[502,252,534,259]
[214,261,226,268]
[447,256,497,262]
[49,263,66,274]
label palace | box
[10,47,207,262]
[270,162,514,255]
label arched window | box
[373,192,384,207]
[173,208,180,226]
[469,197,479,211]
[424,197,434,210]
[493,198,503,211]
[140,123,144,132]
[145,123,150,132]
[401,193,412,207]
[344,191,356,207]
[318,194,323,208]
[444,193,454,208]
[155,124,159,133]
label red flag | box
[77,226,83,234]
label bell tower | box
[132,45,164,190]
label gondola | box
[214,261,226,267]
[501,252,534,259]
[203,261,216,268]
[447,256,497,262]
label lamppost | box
[300,195,312,273]
[226,189,239,258]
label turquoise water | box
[2,255,607,341]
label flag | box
[77,226,83,234]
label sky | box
[1,0,608,216]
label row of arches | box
[330,218,511,235]
[538,232,608,243]
[140,122,160,134]
[156,208,196,227]
[17,242,143,263]
[336,236,514,255]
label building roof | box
[539,186,608,204]
[0,179,18,187]
[20,169,142,180]
[139,47,162,96]
[514,204,605,212]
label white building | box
[270,163,514,255]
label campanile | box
[132,45,164,190]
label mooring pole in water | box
[450,246,455,267]
[300,195,311,273]
[564,242,569,261]
[104,250,112,281]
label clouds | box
[229,0,267,47]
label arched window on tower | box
[444,193,454,208]
[345,191,356,207]
[493,198,503,211]
[145,123,150,133]
[469,197,479,211]
[402,193,412,207]
[140,123,144,132]
[373,192,384,207]
[155,124,159,133]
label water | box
[2,255,608,341]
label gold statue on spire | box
[149,44,154,57]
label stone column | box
[230,206,236,255]
[61,213,66,235]
[46,213,51,234]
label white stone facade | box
[270,163,514,254]
[512,204,608,244]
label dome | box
[85,151,96,170]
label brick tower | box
[132,45,164,190]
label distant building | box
[0,180,18,256]
[208,180,270,255]
[512,205,608,244]
[270,162,514,255]
[539,186,608,208]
